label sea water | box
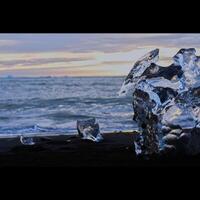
[0,77,137,137]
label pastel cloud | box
[0,56,94,68]
[0,34,200,76]
[0,39,21,47]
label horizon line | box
[0,75,126,78]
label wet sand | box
[0,132,138,167]
[0,131,200,167]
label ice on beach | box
[77,118,103,142]
[119,48,200,155]
[20,136,35,145]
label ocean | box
[0,77,137,137]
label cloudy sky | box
[0,33,200,77]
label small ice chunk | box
[20,136,35,145]
[134,133,144,155]
[162,104,197,129]
[77,118,103,142]
[163,133,179,144]
[169,129,182,136]
[162,144,176,153]
[161,126,171,134]
[134,141,142,155]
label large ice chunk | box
[120,48,200,156]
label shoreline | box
[0,131,139,167]
[0,130,138,139]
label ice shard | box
[77,118,103,142]
[20,136,35,145]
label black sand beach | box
[0,132,200,167]
[0,132,137,167]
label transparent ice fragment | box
[20,136,35,145]
[77,118,103,142]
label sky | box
[0,33,200,77]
